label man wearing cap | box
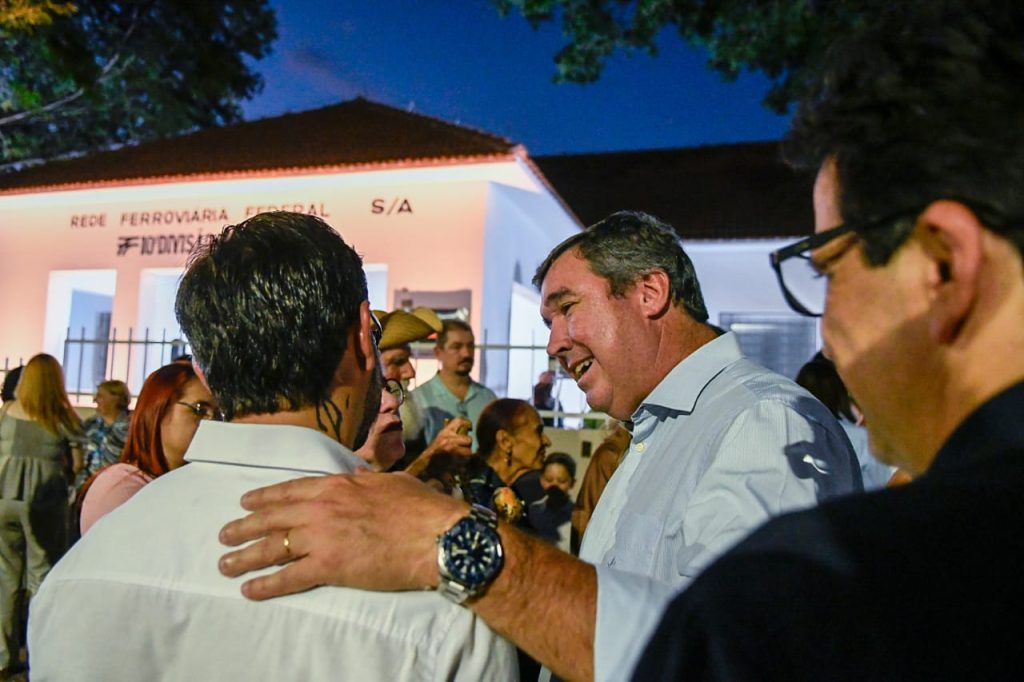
[376,307,439,386]
[356,308,473,471]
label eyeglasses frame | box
[177,400,224,422]
[384,378,405,406]
[770,198,1010,318]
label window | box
[719,312,818,379]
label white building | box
[1,99,818,412]
[0,98,578,400]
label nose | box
[542,432,552,448]
[400,363,416,382]
[545,317,571,358]
[378,387,398,414]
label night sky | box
[242,0,791,155]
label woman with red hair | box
[79,362,217,535]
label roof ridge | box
[0,97,519,193]
[351,97,515,148]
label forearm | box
[402,447,434,478]
[469,525,596,682]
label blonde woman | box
[75,380,131,488]
[0,354,82,676]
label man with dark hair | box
[409,318,497,451]
[629,3,1024,678]
[28,212,515,680]
[215,208,860,680]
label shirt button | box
[635,442,646,454]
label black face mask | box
[544,486,570,509]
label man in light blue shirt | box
[217,211,861,682]
[409,319,497,451]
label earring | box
[505,449,512,467]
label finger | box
[219,529,304,577]
[220,501,318,546]
[239,559,322,601]
[240,474,343,510]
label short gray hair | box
[533,211,708,322]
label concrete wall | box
[0,160,567,395]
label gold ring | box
[282,532,292,559]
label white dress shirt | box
[29,421,517,682]
[587,332,861,681]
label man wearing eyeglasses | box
[28,212,516,681]
[630,3,1024,679]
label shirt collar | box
[184,421,367,475]
[928,379,1024,476]
[635,332,742,417]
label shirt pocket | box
[607,511,664,575]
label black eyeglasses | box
[769,223,854,318]
[770,197,1017,317]
[769,207,926,317]
[384,378,405,406]
[177,401,223,421]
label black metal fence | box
[0,329,190,403]
[61,327,191,401]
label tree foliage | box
[0,0,76,31]
[493,0,888,112]
[0,0,276,169]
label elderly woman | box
[417,398,551,523]
[75,380,131,489]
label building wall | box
[0,160,563,393]
[481,182,579,395]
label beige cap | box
[374,307,443,350]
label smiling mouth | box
[570,359,594,381]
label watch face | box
[441,517,503,587]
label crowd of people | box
[3,2,1023,679]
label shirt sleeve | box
[676,399,857,581]
[594,565,676,682]
[80,466,151,535]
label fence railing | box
[2,331,598,424]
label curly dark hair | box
[533,210,708,323]
[175,212,368,419]
[785,1,1024,266]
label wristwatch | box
[436,504,504,603]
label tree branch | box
[0,6,137,128]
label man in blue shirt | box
[409,319,497,452]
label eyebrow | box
[810,232,858,272]
[540,286,575,328]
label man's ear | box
[917,200,983,344]
[634,269,673,318]
[354,301,377,373]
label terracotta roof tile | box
[0,98,517,193]
[534,143,814,239]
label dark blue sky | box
[241,0,791,155]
